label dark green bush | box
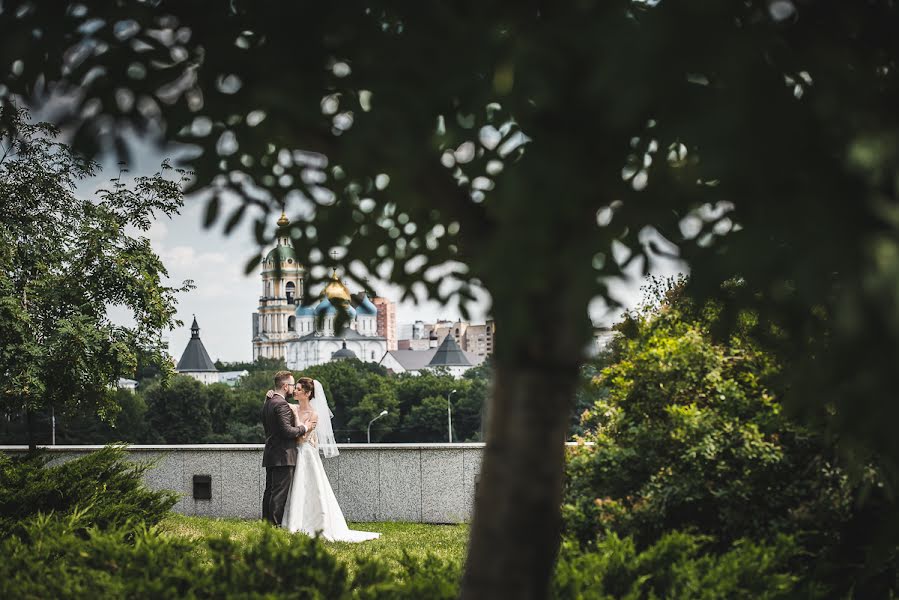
[563,278,899,597]
[552,530,801,600]
[0,512,351,599]
[1,512,801,599]
[0,513,209,598]
[0,512,463,599]
[0,445,178,538]
[563,310,848,551]
[351,552,462,599]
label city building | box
[176,317,220,385]
[397,318,495,359]
[252,212,305,361]
[381,334,482,377]
[116,378,139,392]
[372,296,398,351]
[251,212,389,368]
[284,269,388,370]
[589,325,616,357]
[218,370,249,386]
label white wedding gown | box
[282,429,380,542]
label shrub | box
[2,512,801,599]
[552,531,801,600]
[563,278,899,596]
[0,445,178,538]
[351,552,462,599]
[0,512,209,598]
[0,512,460,599]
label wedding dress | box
[282,404,380,542]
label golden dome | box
[276,211,290,227]
[322,268,351,302]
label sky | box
[87,140,686,363]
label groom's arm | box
[274,403,306,439]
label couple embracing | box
[261,370,379,542]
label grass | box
[158,514,468,574]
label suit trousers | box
[264,465,294,526]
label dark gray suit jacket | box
[262,393,306,467]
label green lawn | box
[158,514,468,574]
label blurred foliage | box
[0,105,191,445]
[551,531,800,600]
[0,508,798,599]
[564,277,899,597]
[5,1,899,593]
[1,1,897,382]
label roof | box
[296,304,316,317]
[427,334,472,367]
[331,341,358,359]
[322,268,352,301]
[355,293,378,316]
[385,350,439,371]
[383,348,482,372]
[315,297,357,318]
[176,317,218,372]
[297,328,385,342]
[265,244,296,263]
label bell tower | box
[252,211,305,360]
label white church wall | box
[185,372,221,385]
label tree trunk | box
[460,356,580,599]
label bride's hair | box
[296,377,315,398]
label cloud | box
[146,220,169,243]
[160,245,228,269]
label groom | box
[261,370,317,526]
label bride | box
[281,377,380,542]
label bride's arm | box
[308,410,319,448]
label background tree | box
[143,377,212,444]
[0,104,189,449]
[4,2,899,596]
[404,395,454,443]
[213,357,286,372]
[304,360,389,440]
[453,381,489,442]
[564,278,898,597]
[348,390,400,443]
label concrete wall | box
[0,444,486,523]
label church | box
[252,212,388,369]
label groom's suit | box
[261,393,306,525]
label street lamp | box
[367,410,388,444]
[447,389,457,443]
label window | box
[286,281,296,304]
[288,316,296,331]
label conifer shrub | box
[0,513,799,599]
[0,512,462,599]
[0,512,351,599]
[551,531,801,600]
[351,552,462,599]
[0,445,178,538]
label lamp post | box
[447,389,457,443]
[367,410,388,444]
